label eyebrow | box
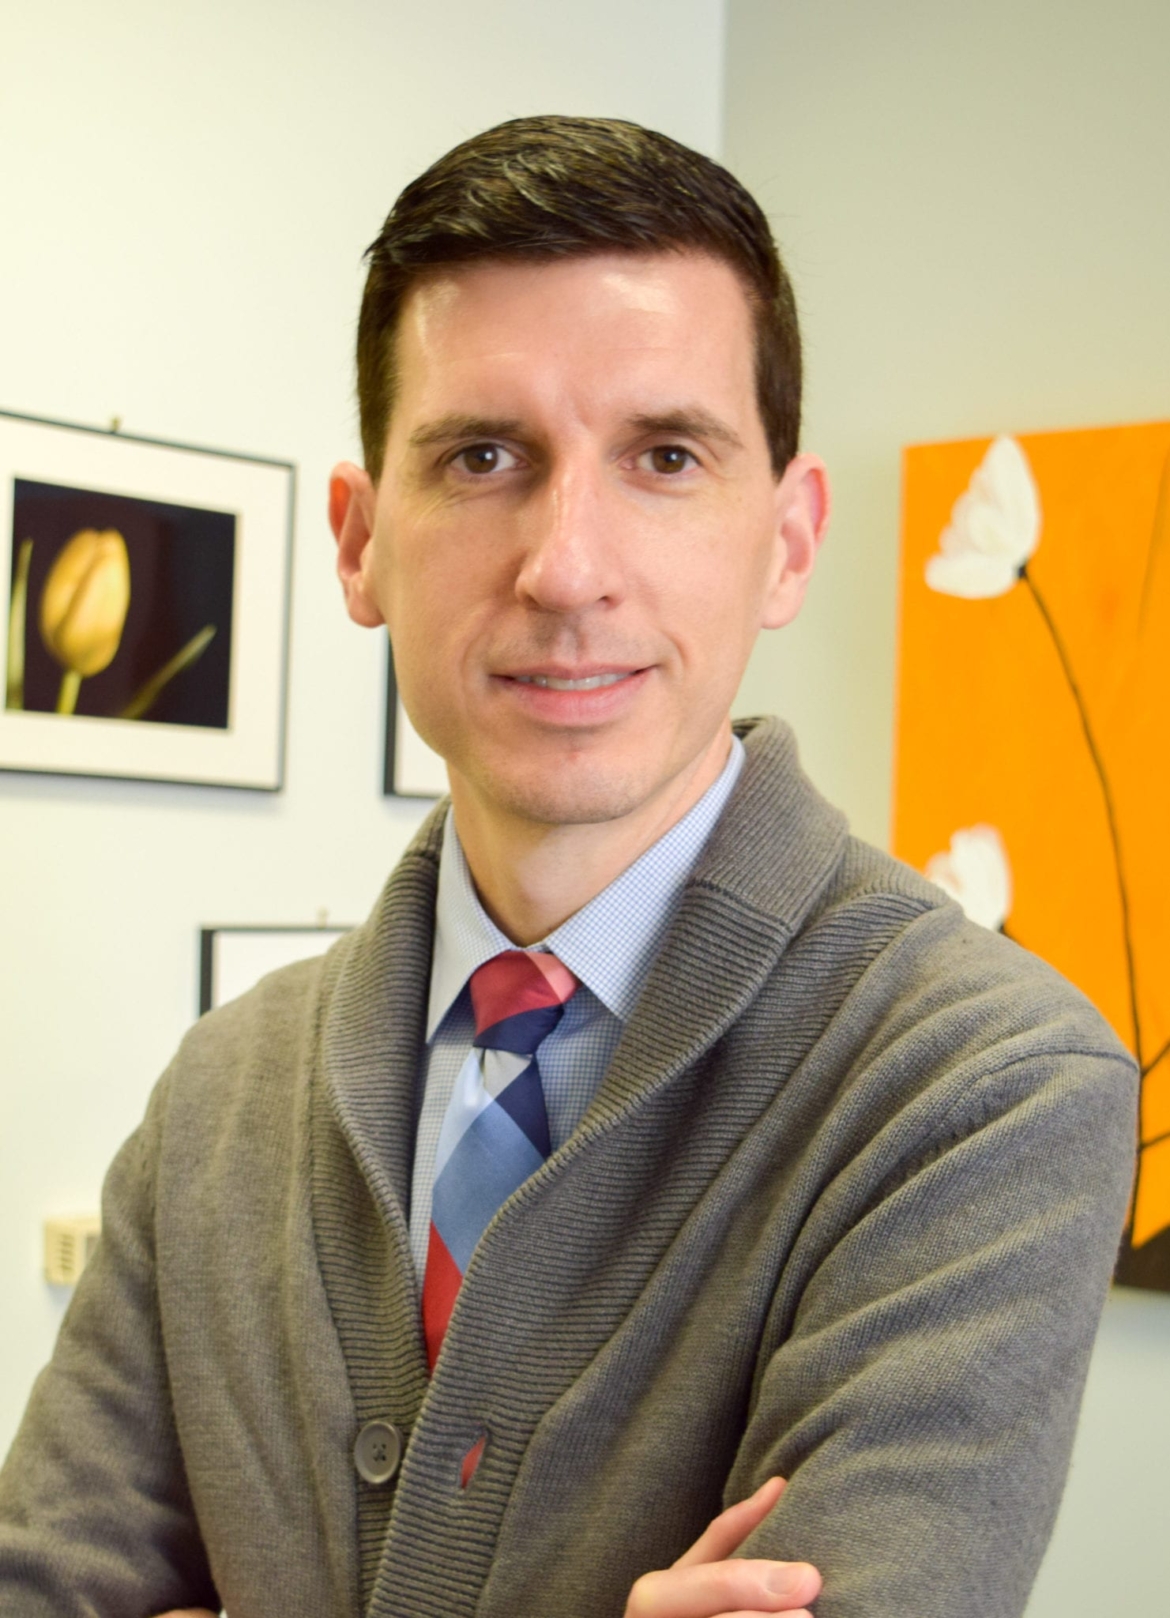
[407,414,523,451]
[405,406,747,455]
[625,408,746,453]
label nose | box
[513,458,622,614]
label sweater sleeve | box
[728,1041,1137,1618]
[0,1070,220,1616]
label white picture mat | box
[0,413,292,788]
[208,927,349,1010]
[394,694,448,797]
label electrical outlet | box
[43,1214,101,1286]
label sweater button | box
[353,1420,403,1485]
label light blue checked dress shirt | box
[408,735,746,1280]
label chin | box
[468,758,654,828]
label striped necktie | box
[422,948,579,1373]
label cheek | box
[381,540,502,702]
[375,510,464,633]
[655,522,775,653]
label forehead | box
[390,251,759,427]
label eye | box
[452,442,519,476]
[641,444,697,475]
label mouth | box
[511,671,632,691]
[493,664,651,724]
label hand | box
[624,1476,821,1618]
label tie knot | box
[469,949,578,1055]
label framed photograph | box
[199,925,351,1015]
[2,409,294,790]
[384,641,448,798]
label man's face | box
[337,250,825,831]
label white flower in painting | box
[925,435,1041,599]
[925,825,1013,932]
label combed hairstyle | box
[356,116,802,481]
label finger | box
[715,1611,815,1618]
[674,1476,786,1568]
[626,1557,821,1618]
[717,1610,815,1618]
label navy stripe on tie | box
[477,1003,565,1054]
[494,1060,552,1156]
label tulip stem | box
[1021,565,1143,1069]
[119,625,216,721]
[5,538,32,711]
[56,669,82,716]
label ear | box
[329,461,384,628]
[760,453,831,630]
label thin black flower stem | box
[1142,1034,1170,1083]
[1141,1125,1170,1153]
[1021,565,1143,1068]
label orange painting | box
[893,422,1170,1291]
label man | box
[0,117,1136,1618]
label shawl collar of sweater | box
[322,714,846,1223]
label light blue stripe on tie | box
[433,1048,493,1179]
[432,1103,545,1272]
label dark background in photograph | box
[10,479,235,728]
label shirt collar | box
[426,735,745,1039]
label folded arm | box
[722,1045,1136,1618]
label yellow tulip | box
[39,528,131,685]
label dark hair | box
[356,115,801,481]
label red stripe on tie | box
[470,950,577,1037]
[528,952,577,999]
[461,1435,486,1488]
[422,1223,463,1371]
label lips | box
[493,663,651,724]
[512,671,630,691]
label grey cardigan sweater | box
[0,718,1137,1618]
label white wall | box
[7,5,1166,1608]
[723,3,1170,1614]
[0,0,726,1456]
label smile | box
[512,672,630,691]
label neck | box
[449,726,733,945]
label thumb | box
[673,1475,787,1568]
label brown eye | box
[460,444,501,474]
[648,445,694,475]
[453,443,521,477]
